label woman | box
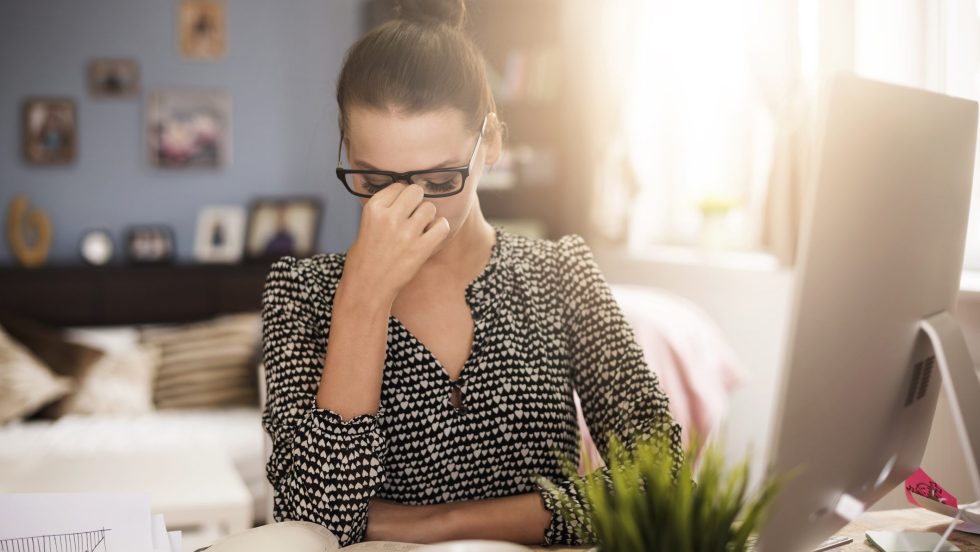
[260,0,683,546]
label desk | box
[525,508,980,551]
[835,508,980,551]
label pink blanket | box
[574,284,744,473]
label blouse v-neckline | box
[388,224,504,388]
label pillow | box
[0,313,104,418]
[51,326,160,416]
[141,312,261,409]
[0,313,104,378]
[62,325,141,354]
[0,325,71,424]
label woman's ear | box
[483,112,503,167]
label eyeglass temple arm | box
[336,131,344,169]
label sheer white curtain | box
[569,0,980,267]
[849,0,980,269]
[565,0,810,263]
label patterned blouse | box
[260,224,684,547]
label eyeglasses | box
[335,113,489,199]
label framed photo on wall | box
[146,88,230,169]
[178,0,226,60]
[245,197,322,261]
[125,225,176,265]
[22,98,77,165]
[194,205,246,263]
[87,58,140,98]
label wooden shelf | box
[0,263,271,327]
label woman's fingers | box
[368,180,407,208]
[389,183,426,218]
[407,201,437,234]
[419,217,450,249]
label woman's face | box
[344,106,500,245]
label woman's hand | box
[340,183,450,305]
[364,497,455,544]
[315,183,448,420]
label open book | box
[205,521,543,552]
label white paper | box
[865,530,961,551]
[167,530,182,552]
[0,492,154,552]
[152,513,172,552]
[912,496,980,534]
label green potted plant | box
[539,431,793,551]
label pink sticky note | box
[905,467,958,509]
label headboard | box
[0,263,272,327]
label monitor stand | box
[916,311,980,550]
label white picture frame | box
[244,197,322,260]
[194,205,245,263]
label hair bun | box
[397,0,465,29]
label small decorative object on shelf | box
[698,194,739,252]
[538,430,792,551]
[178,0,226,60]
[194,205,246,264]
[79,229,114,266]
[512,143,556,187]
[146,88,230,169]
[125,225,176,265]
[244,197,322,261]
[22,97,77,165]
[480,150,516,191]
[87,58,140,99]
[5,194,53,268]
[487,47,562,103]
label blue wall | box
[0,0,362,266]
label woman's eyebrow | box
[351,157,464,170]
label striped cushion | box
[141,312,261,409]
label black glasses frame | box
[335,113,489,199]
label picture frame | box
[125,225,176,265]
[244,197,322,261]
[87,58,140,98]
[193,205,246,264]
[146,88,231,169]
[22,97,77,165]
[178,0,226,60]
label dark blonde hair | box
[336,0,500,137]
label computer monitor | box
[756,74,980,552]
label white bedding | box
[0,407,269,522]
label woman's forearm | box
[366,492,552,544]
[443,492,552,545]
[315,276,394,419]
